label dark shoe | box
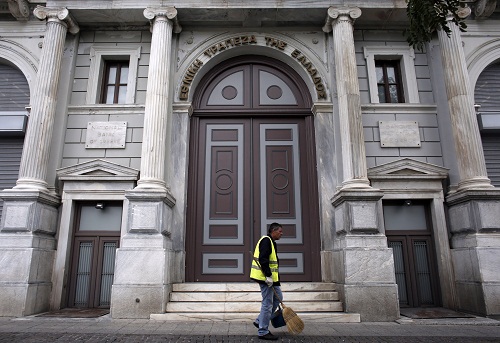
[258,332,278,340]
[253,321,259,328]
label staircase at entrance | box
[150,282,360,322]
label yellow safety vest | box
[250,236,279,282]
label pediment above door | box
[57,159,139,182]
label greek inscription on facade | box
[86,121,127,149]
[179,35,328,101]
[179,58,204,100]
[203,35,257,58]
[264,36,287,50]
[290,49,327,99]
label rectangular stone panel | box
[86,121,127,149]
[379,121,421,147]
[2,202,32,232]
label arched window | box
[475,62,500,186]
[0,62,29,219]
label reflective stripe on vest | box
[249,235,279,282]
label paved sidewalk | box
[0,315,499,342]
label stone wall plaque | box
[379,121,421,148]
[86,121,127,149]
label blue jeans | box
[255,283,282,336]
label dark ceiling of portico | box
[2,1,500,28]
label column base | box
[112,189,177,318]
[0,191,59,317]
[125,189,176,235]
[331,187,384,234]
[447,188,500,316]
[331,189,399,321]
[111,284,171,319]
[340,178,371,190]
[0,232,57,316]
[457,177,494,191]
[0,189,60,234]
[332,235,399,321]
[13,178,50,192]
[110,233,176,318]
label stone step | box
[154,282,358,323]
[170,291,339,302]
[172,282,337,293]
[151,312,361,323]
[166,301,343,313]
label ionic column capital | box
[7,0,29,21]
[144,7,182,33]
[323,6,361,32]
[33,6,79,34]
[475,0,497,19]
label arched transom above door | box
[194,56,312,113]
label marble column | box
[136,7,179,191]
[439,8,500,317]
[324,7,370,189]
[15,6,79,191]
[437,10,492,191]
[111,7,179,318]
[323,7,399,321]
[0,6,78,317]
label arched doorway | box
[186,55,321,282]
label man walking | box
[250,222,283,340]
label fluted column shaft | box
[15,7,78,191]
[437,14,492,190]
[327,7,370,189]
[137,7,177,190]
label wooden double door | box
[388,235,440,307]
[186,116,321,282]
[384,202,441,308]
[68,202,122,308]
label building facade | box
[0,0,499,321]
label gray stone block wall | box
[354,30,434,106]
[63,107,145,168]
[72,30,151,106]
[362,110,443,167]
[62,30,152,169]
[352,30,444,169]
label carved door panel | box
[187,117,319,282]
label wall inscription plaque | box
[86,121,127,149]
[379,121,421,148]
